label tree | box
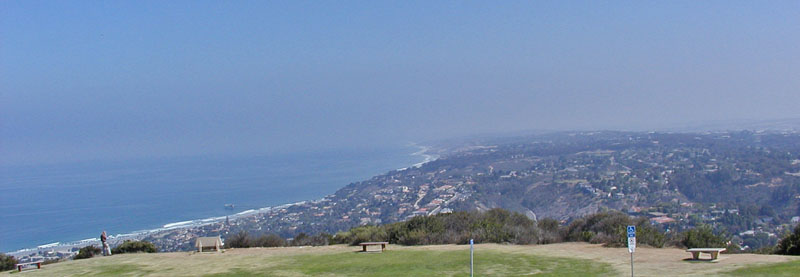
[775,224,800,255]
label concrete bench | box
[359,242,388,252]
[16,261,42,272]
[686,248,726,260]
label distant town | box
[122,130,799,253]
[9,130,800,260]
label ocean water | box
[0,146,425,252]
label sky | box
[2,1,799,165]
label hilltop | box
[141,130,800,252]
[7,243,800,276]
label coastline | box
[399,144,439,171]
[7,144,436,257]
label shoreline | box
[7,145,436,257]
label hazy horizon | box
[3,1,799,165]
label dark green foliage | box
[333,209,541,246]
[775,224,800,255]
[565,211,665,247]
[633,217,666,248]
[75,245,101,259]
[0,253,18,271]
[332,225,388,246]
[225,231,250,248]
[741,232,779,250]
[537,218,563,244]
[291,233,332,246]
[681,225,727,248]
[251,234,286,247]
[331,208,668,248]
[224,231,287,248]
[112,240,157,254]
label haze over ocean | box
[0,145,423,252]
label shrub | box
[75,245,101,259]
[225,231,250,248]
[565,211,664,248]
[252,234,286,247]
[224,231,287,248]
[633,218,666,248]
[0,254,18,271]
[537,218,563,244]
[112,240,157,254]
[334,209,541,246]
[681,225,727,248]
[775,224,800,255]
[333,225,388,246]
[291,233,331,246]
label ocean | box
[0,145,427,253]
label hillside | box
[143,131,800,252]
[8,243,800,276]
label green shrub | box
[538,218,563,244]
[75,245,101,259]
[681,225,727,248]
[0,253,18,271]
[564,211,664,248]
[223,231,287,248]
[334,209,541,246]
[112,240,157,254]
[291,232,331,246]
[775,224,800,255]
[252,234,286,247]
[225,231,250,248]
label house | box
[195,236,223,252]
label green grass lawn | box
[723,259,800,277]
[205,249,616,276]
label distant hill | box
[145,130,800,252]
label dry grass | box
[483,243,800,276]
[5,243,798,276]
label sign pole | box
[470,239,474,277]
[630,252,634,277]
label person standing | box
[100,231,112,256]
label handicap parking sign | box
[627,226,636,237]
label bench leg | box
[692,252,700,260]
[362,245,367,252]
[711,252,719,260]
[18,265,22,272]
[38,262,41,269]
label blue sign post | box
[627,226,635,277]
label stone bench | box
[359,242,388,252]
[686,248,726,260]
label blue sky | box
[2,1,799,165]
